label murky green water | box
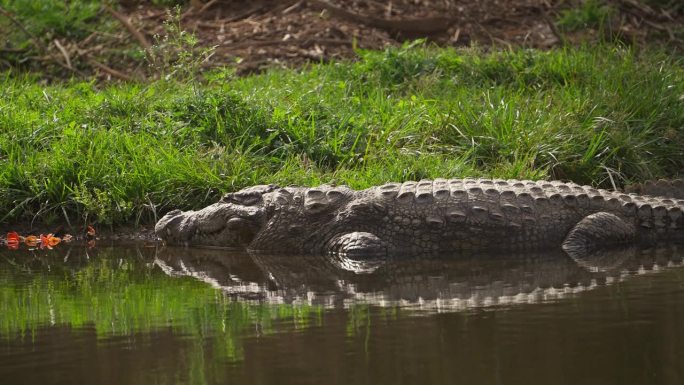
[1,244,683,385]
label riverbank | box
[1,45,684,230]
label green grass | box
[556,0,614,32]
[1,44,683,227]
[0,0,105,61]
[0,1,131,74]
[0,0,102,40]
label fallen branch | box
[198,0,220,14]
[181,0,221,19]
[0,47,28,53]
[543,13,566,46]
[53,39,72,69]
[87,59,133,81]
[104,5,152,53]
[282,1,304,15]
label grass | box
[0,0,102,40]
[0,0,109,70]
[1,44,683,227]
[556,0,614,32]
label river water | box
[1,244,683,385]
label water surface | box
[1,245,683,385]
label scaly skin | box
[155,179,684,257]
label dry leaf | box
[6,232,20,249]
[48,236,61,247]
[24,235,39,247]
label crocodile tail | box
[624,179,684,199]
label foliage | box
[1,45,683,226]
[0,0,116,72]
[0,0,101,40]
[556,0,614,31]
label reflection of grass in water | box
[0,247,323,363]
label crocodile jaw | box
[155,203,264,248]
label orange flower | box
[87,226,96,237]
[24,235,39,247]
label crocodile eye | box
[220,184,280,206]
[221,191,262,206]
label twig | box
[88,59,133,81]
[282,1,304,15]
[198,0,220,14]
[543,13,566,46]
[0,47,28,53]
[104,5,151,52]
[79,31,99,47]
[53,39,72,69]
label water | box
[1,244,683,385]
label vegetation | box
[1,44,683,227]
[556,0,614,31]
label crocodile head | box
[155,185,278,248]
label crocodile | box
[155,178,684,257]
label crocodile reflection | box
[154,246,684,311]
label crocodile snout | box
[155,209,194,243]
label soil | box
[127,0,683,76]
[29,0,683,80]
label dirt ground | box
[4,1,682,79]
[68,0,682,79]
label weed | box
[1,45,683,226]
[557,0,614,31]
[148,6,216,83]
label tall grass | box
[1,45,683,226]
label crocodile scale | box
[155,178,684,257]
